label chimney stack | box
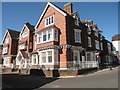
[64,2,73,14]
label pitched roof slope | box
[8,29,20,39]
[25,22,35,32]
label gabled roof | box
[25,22,35,32]
[8,29,20,39]
[20,22,35,35]
[16,50,29,60]
[2,29,20,43]
[35,2,67,29]
[20,50,29,58]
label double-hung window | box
[45,15,54,27]
[95,40,100,49]
[43,31,47,42]
[74,29,81,43]
[88,37,91,47]
[42,52,46,63]
[48,51,52,63]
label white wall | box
[112,40,120,52]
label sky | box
[1,2,118,44]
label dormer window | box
[45,15,54,27]
[75,17,79,26]
[95,31,99,37]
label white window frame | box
[100,42,103,50]
[75,17,79,26]
[19,43,26,50]
[21,31,28,38]
[88,37,91,47]
[36,28,58,44]
[32,54,38,65]
[5,38,9,44]
[74,29,81,43]
[95,40,100,49]
[86,52,91,61]
[45,15,54,27]
[39,49,58,65]
[2,47,8,54]
[107,43,111,52]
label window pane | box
[48,30,52,40]
[48,51,52,63]
[42,52,46,63]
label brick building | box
[2,2,116,73]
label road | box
[40,67,119,88]
[2,67,119,89]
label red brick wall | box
[35,5,67,68]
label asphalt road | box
[2,67,119,89]
[40,67,119,88]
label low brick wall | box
[20,69,29,74]
[2,68,12,73]
[59,69,77,76]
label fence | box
[58,61,99,70]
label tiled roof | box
[8,29,20,39]
[112,34,120,41]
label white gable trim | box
[20,24,30,36]
[35,2,67,30]
[16,51,24,60]
[2,30,11,43]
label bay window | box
[40,49,58,65]
[36,28,58,44]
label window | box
[48,30,52,40]
[95,32,99,37]
[95,40,100,49]
[54,30,58,41]
[41,52,46,63]
[32,54,38,65]
[107,43,111,53]
[22,31,28,38]
[37,33,42,44]
[88,37,91,47]
[100,42,103,50]
[19,43,26,50]
[75,17,79,26]
[45,15,54,27]
[86,52,91,61]
[43,31,47,42]
[74,29,81,43]
[36,29,58,44]
[74,50,80,62]
[48,51,52,63]
[2,47,8,54]
[5,38,9,44]
[40,49,58,65]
